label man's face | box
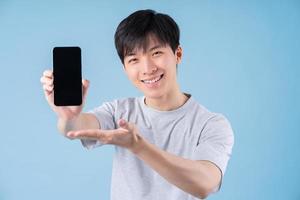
[123,37,182,99]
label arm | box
[57,113,100,136]
[132,136,221,199]
[40,70,99,137]
[67,119,222,199]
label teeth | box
[143,75,162,84]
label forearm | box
[132,137,218,199]
[57,113,99,135]
[57,117,79,135]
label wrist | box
[57,112,80,121]
[57,116,79,134]
[129,134,146,154]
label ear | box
[175,46,183,64]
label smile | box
[141,74,164,84]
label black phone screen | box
[53,47,82,106]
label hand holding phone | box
[40,46,89,120]
[40,69,90,120]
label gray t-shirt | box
[81,95,234,200]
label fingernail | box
[67,132,74,137]
[119,119,125,125]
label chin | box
[143,90,165,99]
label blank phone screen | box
[53,47,82,106]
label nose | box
[142,57,157,75]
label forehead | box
[124,35,167,56]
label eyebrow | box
[126,52,136,56]
[125,45,164,58]
[148,45,164,52]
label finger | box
[67,129,102,140]
[118,119,139,142]
[98,129,128,144]
[82,79,89,88]
[40,76,53,85]
[43,70,53,78]
[43,89,52,97]
[67,129,125,144]
[43,84,53,92]
[82,79,90,100]
[118,119,130,130]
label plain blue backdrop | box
[0,1,299,199]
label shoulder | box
[200,111,234,147]
[187,96,234,138]
[188,97,230,122]
[185,97,217,123]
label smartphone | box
[53,46,82,106]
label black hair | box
[114,9,180,64]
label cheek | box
[159,57,177,73]
[156,57,168,66]
[126,69,139,83]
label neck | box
[144,89,189,111]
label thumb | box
[118,119,139,143]
[82,79,90,100]
[118,119,131,130]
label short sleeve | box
[81,101,117,149]
[191,114,234,185]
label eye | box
[128,58,138,64]
[153,51,163,56]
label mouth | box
[141,74,164,84]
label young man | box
[41,9,234,200]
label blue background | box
[0,1,299,199]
